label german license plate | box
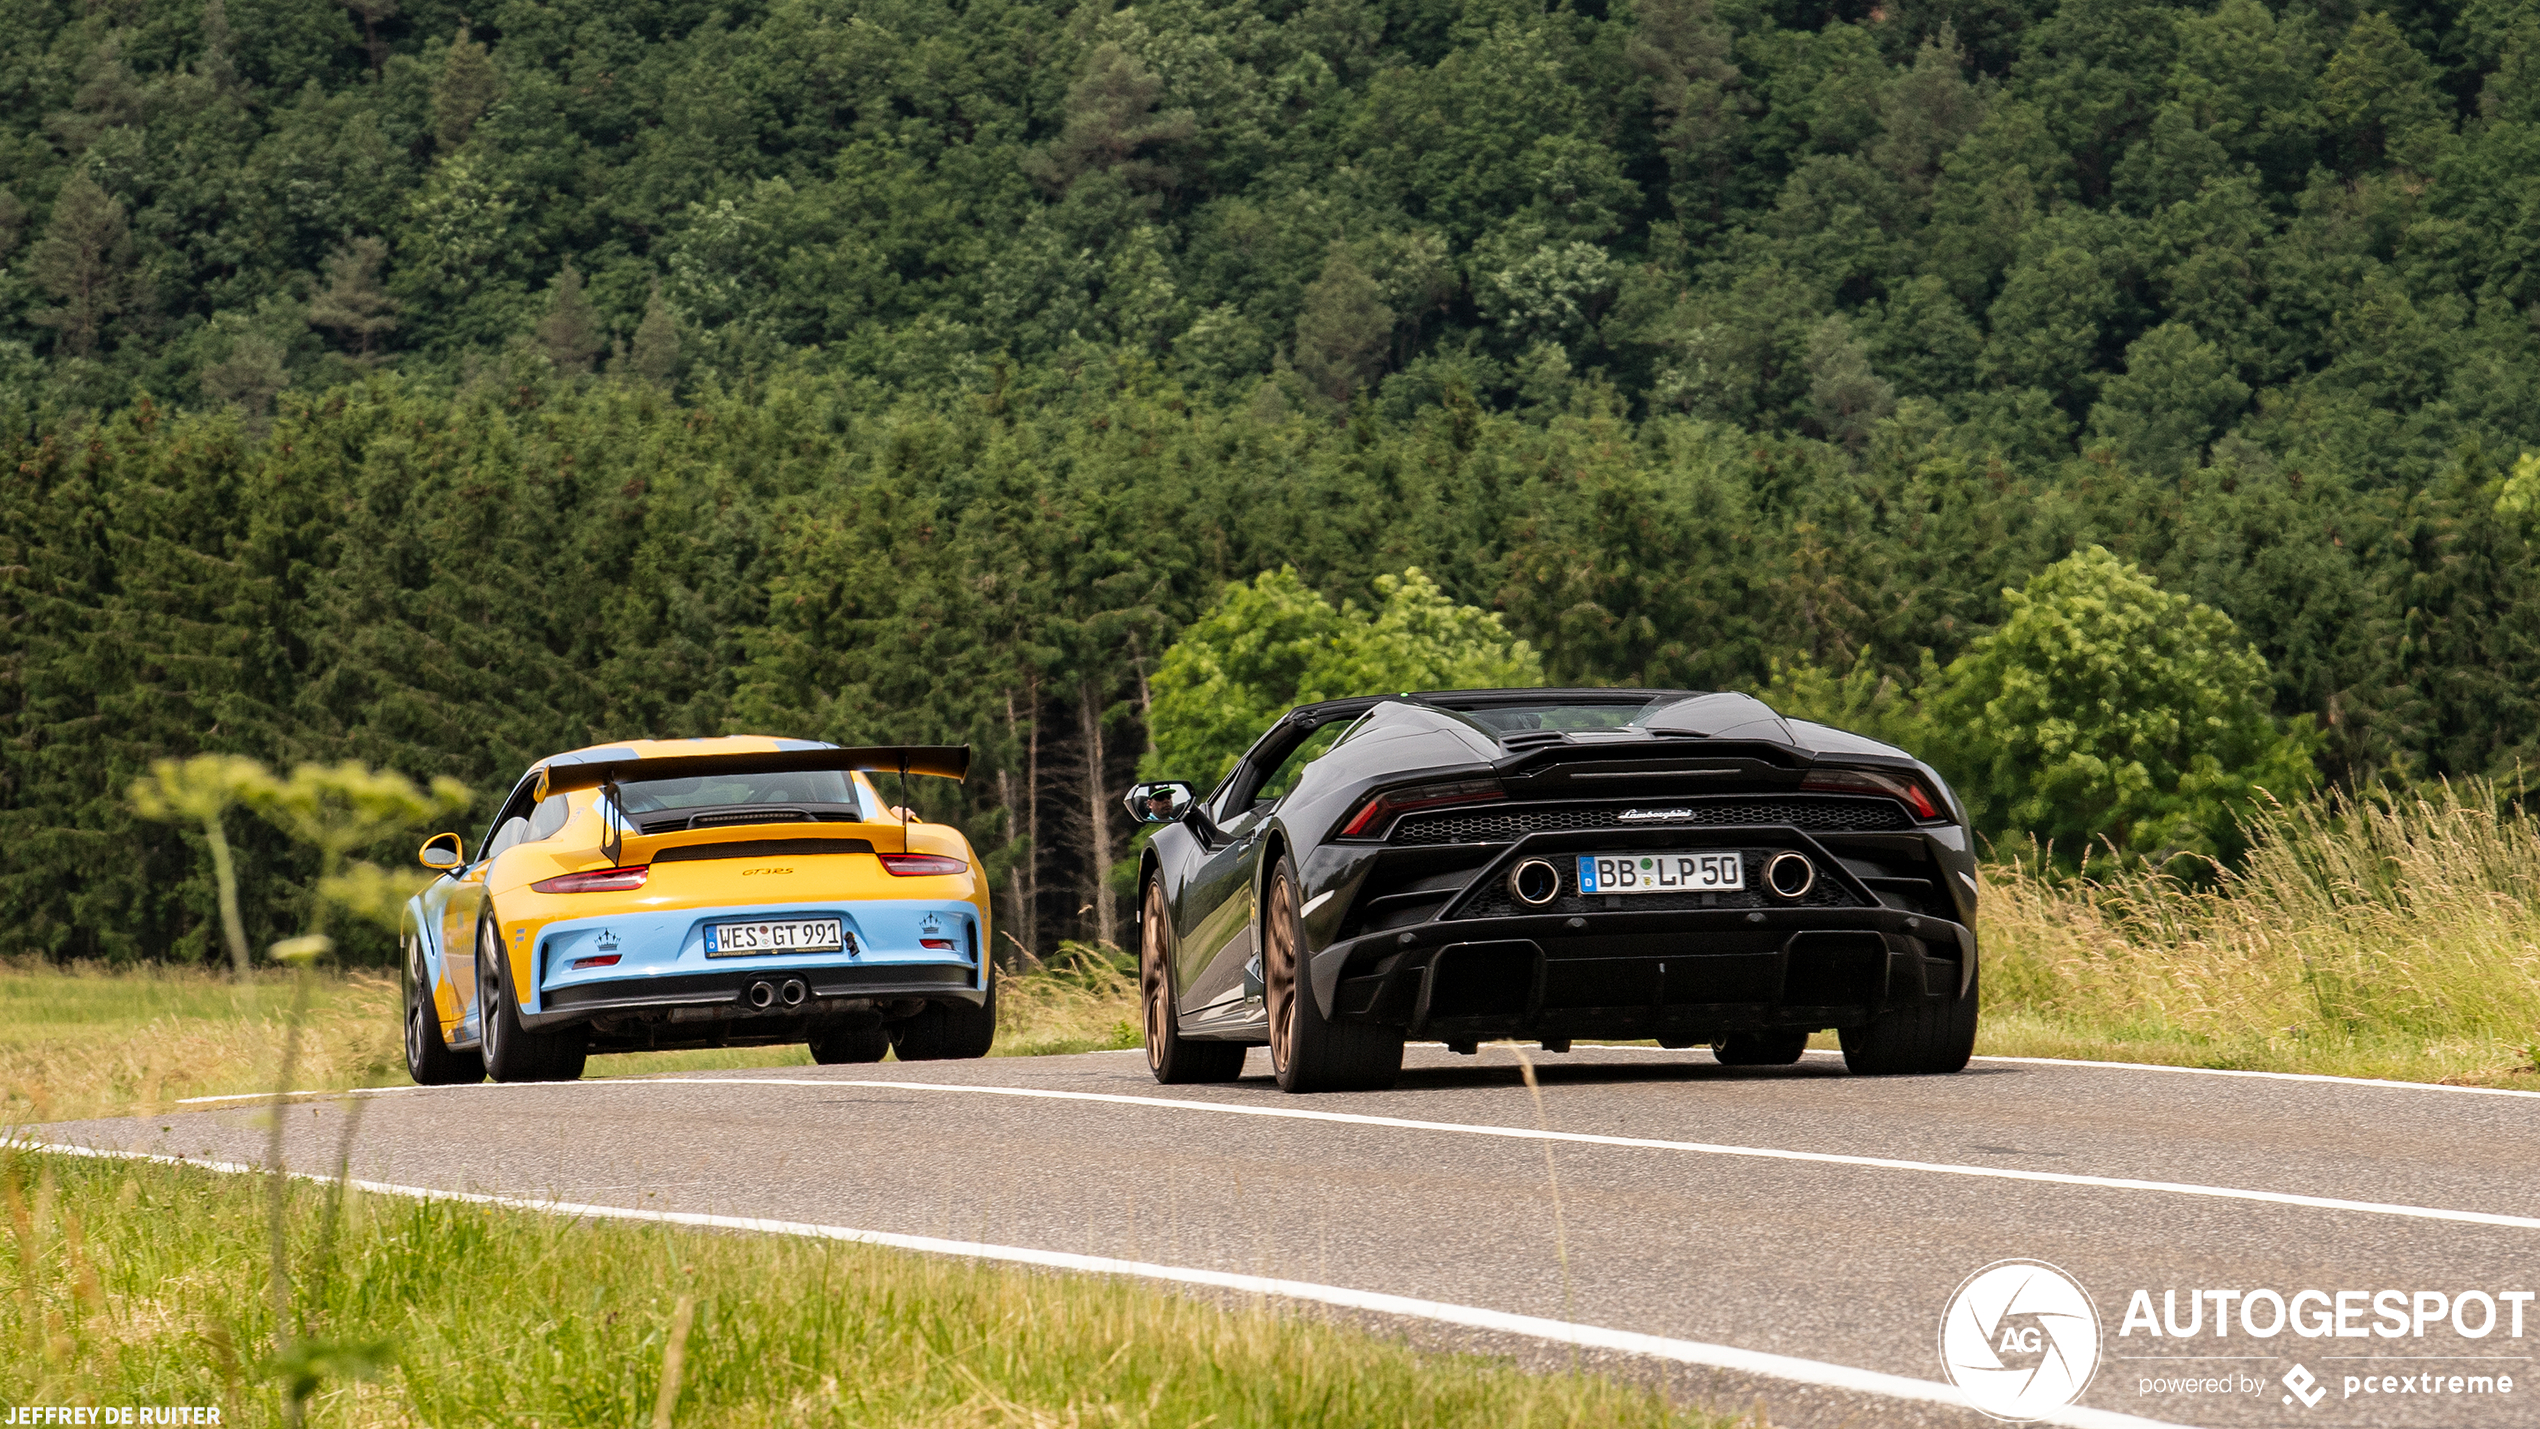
[705,919,846,957]
[1576,852,1743,894]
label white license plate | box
[1576,852,1744,894]
[705,919,847,957]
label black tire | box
[1713,1030,1809,1066]
[1265,854,1402,1093]
[477,911,589,1083]
[807,1023,892,1064]
[1840,958,1979,1075]
[403,929,482,1086]
[1141,878,1247,1084]
[890,960,996,1060]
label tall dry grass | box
[1979,780,2540,1084]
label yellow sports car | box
[398,736,988,1083]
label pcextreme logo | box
[1939,1259,2102,1421]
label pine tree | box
[432,26,501,150]
[306,237,397,361]
[1022,43,1196,196]
[1292,246,1393,404]
[628,278,678,387]
[27,174,145,359]
[535,263,604,375]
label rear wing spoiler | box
[533,745,971,863]
[533,744,971,800]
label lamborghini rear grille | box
[1389,797,1909,845]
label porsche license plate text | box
[1576,852,1744,894]
[705,919,846,956]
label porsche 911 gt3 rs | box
[400,736,989,1083]
[1126,690,1978,1093]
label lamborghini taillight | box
[1337,778,1506,839]
[532,865,650,893]
[1800,767,1943,820]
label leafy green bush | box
[1146,568,1541,785]
[1928,547,2319,865]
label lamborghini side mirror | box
[418,831,464,871]
[1123,781,1198,826]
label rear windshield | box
[1457,699,1672,733]
[613,770,871,817]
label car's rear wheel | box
[890,960,996,1060]
[808,1023,892,1064]
[477,912,588,1083]
[403,932,482,1086]
[1142,878,1246,1084]
[1712,1031,1809,1066]
[1265,854,1402,1093]
[1840,959,1979,1075]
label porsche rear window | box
[614,770,871,817]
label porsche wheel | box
[890,960,995,1060]
[477,912,588,1083]
[1712,1031,1809,1066]
[403,931,481,1086]
[1265,854,1401,1093]
[1142,878,1245,1084]
[808,1023,891,1064]
[1840,960,1979,1075]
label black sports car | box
[1124,688,1980,1092]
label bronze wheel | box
[1265,871,1300,1076]
[1141,877,1245,1084]
[1263,854,1403,1094]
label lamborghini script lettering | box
[1616,808,1695,821]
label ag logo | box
[1939,1259,2102,1421]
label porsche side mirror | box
[418,832,464,871]
[1123,780,1198,826]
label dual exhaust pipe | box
[1505,851,1818,906]
[746,977,809,1011]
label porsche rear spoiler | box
[534,744,971,863]
[532,745,971,799]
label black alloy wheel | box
[403,931,482,1085]
[1712,1030,1810,1066]
[890,959,996,1060]
[477,912,589,1083]
[1264,854,1403,1093]
[808,1023,892,1063]
[1141,879,1245,1084]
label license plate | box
[705,919,847,957]
[1576,852,1744,894]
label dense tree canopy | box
[1,0,2536,960]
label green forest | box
[3,0,2536,963]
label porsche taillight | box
[1800,767,1943,821]
[878,853,968,876]
[1337,778,1506,839]
[532,865,650,893]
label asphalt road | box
[39,1045,2540,1429]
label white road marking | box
[1545,1043,2540,1100]
[620,1075,2540,1232]
[9,1138,2182,1429]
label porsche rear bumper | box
[1306,904,1973,1045]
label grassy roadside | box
[1,1149,1740,1428]
[0,946,1141,1123]
[1972,783,2540,1090]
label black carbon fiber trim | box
[1390,796,1909,845]
[653,838,875,862]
